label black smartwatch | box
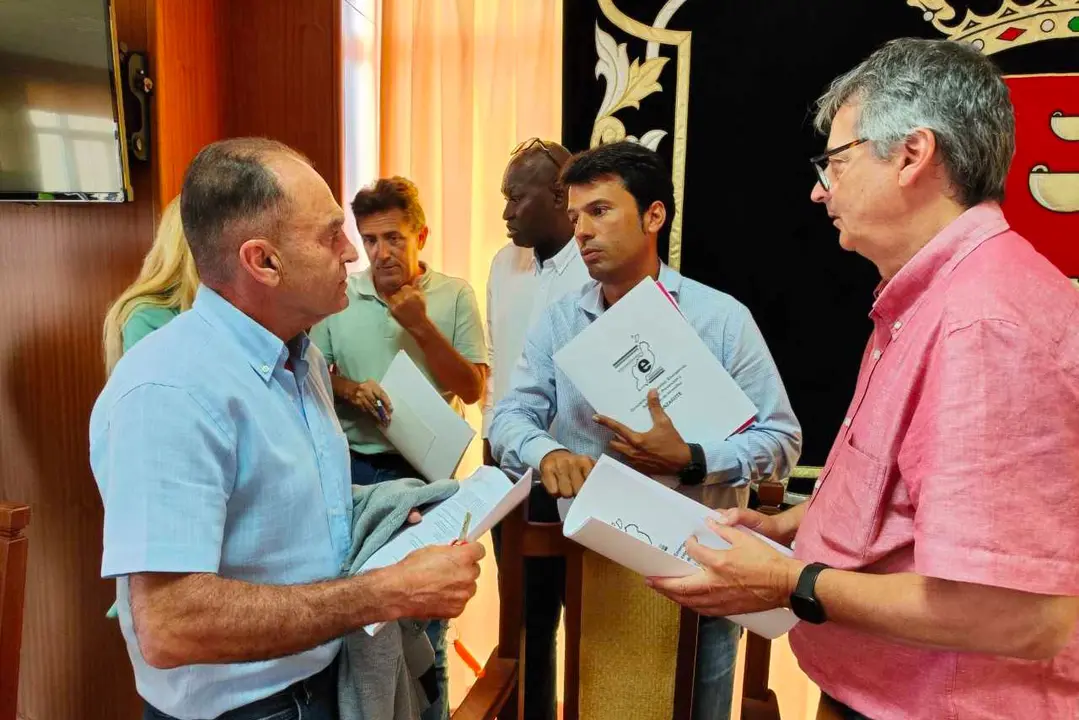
[678,443,707,486]
[790,562,830,624]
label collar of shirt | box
[577,261,684,319]
[530,237,580,276]
[192,285,310,385]
[353,262,432,304]
[870,202,1009,335]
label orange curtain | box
[378,0,563,708]
[380,0,562,293]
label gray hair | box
[814,38,1014,207]
[179,137,309,284]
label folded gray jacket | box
[337,477,459,720]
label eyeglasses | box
[810,138,868,191]
[511,137,561,169]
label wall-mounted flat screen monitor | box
[0,0,131,202]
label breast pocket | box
[814,432,889,561]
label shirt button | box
[893,321,903,331]
[260,364,271,373]
[843,417,852,427]
[871,349,882,361]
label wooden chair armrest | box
[741,693,782,720]
[451,656,519,720]
[520,520,571,558]
[756,480,785,512]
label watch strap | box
[791,562,831,624]
[678,443,707,486]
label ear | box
[416,226,429,251]
[642,200,667,237]
[896,128,939,189]
[237,238,282,287]
[551,183,567,210]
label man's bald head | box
[506,140,572,189]
[179,137,311,285]
[502,139,575,252]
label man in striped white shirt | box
[483,138,590,720]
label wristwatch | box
[790,562,831,624]
[678,443,707,486]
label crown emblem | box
[909,0,1079,55]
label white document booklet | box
[360,466,532,634]
[379,350,476,482]
[552,277,757,441]
[562,455,798,639]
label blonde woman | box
[102,197,197,620]
[102,197,198,375]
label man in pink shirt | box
[651,38,1079,720]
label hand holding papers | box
[362,467,532,634]
[553,277,757,442]
[379,350,476,481]
[562,455,798,638]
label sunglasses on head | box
[511,137,561,169]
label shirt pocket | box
[815,431,889,562]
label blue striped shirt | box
[489,264,802,490]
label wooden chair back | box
[454,495,775,719]
[0,503,31,720]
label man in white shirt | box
[482,138,589,720]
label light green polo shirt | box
[122,304,181,352]
[310,265,488,455]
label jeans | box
[693,616,741,720]
[491,486,565,720]
[142,659,338,720]
[350,451,449,720]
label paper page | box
[361,467,532,634]
[380,350,476,481]
[563,456,798,639]
[553,277,757,440]
[381,397,436,468]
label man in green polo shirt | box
[310,175,487,720]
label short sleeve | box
[482,263,499,436]
[309,318,335,365]
[453,283,489,365]
[901,318,1079,596]
[91,384,236,578]
[121,305,177,353]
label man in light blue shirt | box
[90,138,484,720]
[489,141,801,720]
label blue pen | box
[375,398,389,424]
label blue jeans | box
[693,616,740,720]
[142,659,338,720]
[350,451,449,720]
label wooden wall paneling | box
[149,0,230,209]
[227,0,344,198]
[0,1,345,716]
[0,0,154,717]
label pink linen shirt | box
[790,203,1079,720]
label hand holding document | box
[553,277,757,442]
[562,455,798,638]
[362,467,532,634]
[379,350,476,481]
